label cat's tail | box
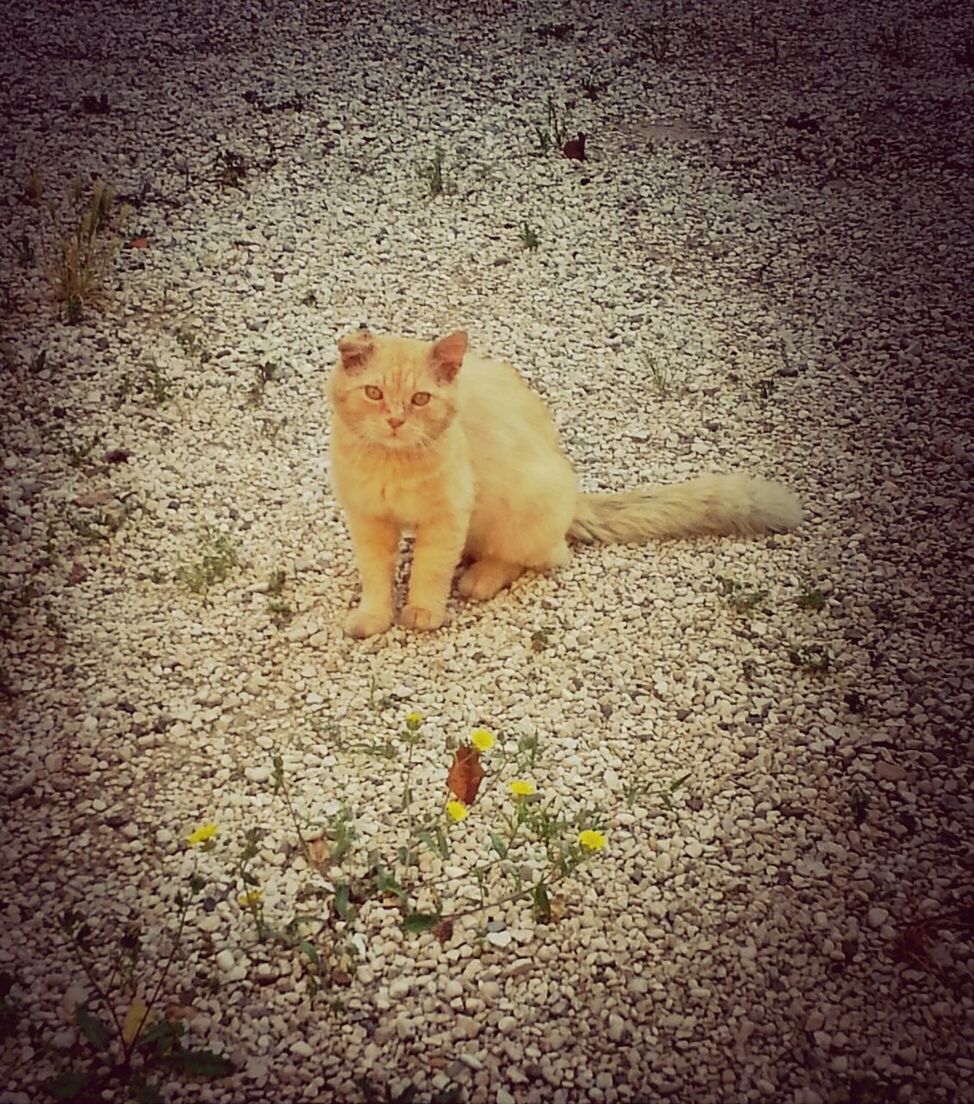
[568,473,801,543]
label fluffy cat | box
[328,328,801,638]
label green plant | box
[176,530,238,594]
[417,149,448,197]
[955,31,974,67]
[48,854,232,1102]
[81,92,110,115]
[530,627,550,652]
[797,582,826,611]
[873,21,917,66]
[248,360,285,404]
[640,22,673,63]
[519,222,540,250]
[789,644,831,673]
[214,149,249,188]
[641,351,675,398]
[534,97,570,154]
[267,598,293,628]
[848,786,870,826]
[717,576,768,613]
[37,177,130,319]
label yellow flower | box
[471,729,495,752]
[405,711,423,730]
[446,800,469,822]
[186,823,218,848]
[508,779,537,798]
[237,889,263,908]
[579,829,607,852]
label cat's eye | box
[364,385,383,401]
[411,391,431,406]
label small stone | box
[486,930,512,948]
[454,1015,481,1040]
[805,1010,825,1032]
[875,761,907,782]
[608,1013,626,1042]
[867,907,889,928]
[245,765,271,784]
[290,1039,314,1058]
[215,949,235,972]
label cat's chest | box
[337,456,471,526]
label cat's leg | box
[401,520,465,631]
[457,559,524,600]
[343,513,399,638]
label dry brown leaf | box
[73,489,114,508]
[447,745,484,805]
[305,835,329,867]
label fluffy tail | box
[568,473,801,543]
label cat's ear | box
[430,330,467,383]
[337,329,374,374]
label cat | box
[328,327,801,638]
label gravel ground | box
[2,1,972,1102]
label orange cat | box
[328,328,801,637]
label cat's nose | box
[387,416,405,429]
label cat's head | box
[329,328,467,450]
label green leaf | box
[46,1070,90,1100]
[76,1005,111,1053]
[136,1018,184,1054]
[334,882,351,919]
[297,939,320,970]
[164,1048,235,1077]
[669,772,692,792]
[489,832,508,858]
[131,1080,163,1104]
[401,912,441,934]
[532,882,552,923]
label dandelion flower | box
[508,779,537,798]
[446,800,469,822]
[579,829,607,852]
[237,889,263,908]
[405,711,423,730]
[471,729,495,752]
[186,823,218,848]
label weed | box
[81,92,110,115]
[797,582,826,611]
[300,290,318,308]
[753,377,776,401]
[173,323,209,363]
[530,628,550,652]
[641,351,675,398]
[49,860,232,1103]
[717,576,768,614]
[266,568,286,596]
[789,644,832,673]
[955,31,974,68]
[13,232,34,267]
[248,360,285,404]
[63,431,102,468]
[37,176,130,319]
[214,150,249,188]
[176,530,238,595]
[534,97,570,154]
[25,169,43,204]
[873,21,916,66]
[417,148,448,197]
[640,22,674,63]
[143,362,174,406]
[848,786,870,826]
[519,222,540,250]
[267,598,293,628]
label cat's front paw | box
[400,604,446,632]
[342,607,393,638]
